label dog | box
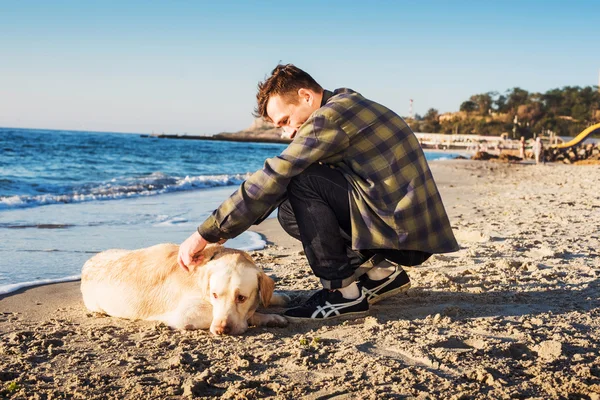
[81,243,288,335]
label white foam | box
[154,217,189,226]
[0,231,268,294]
[0,275,81,296]
[0,173,250,210]
[236,230,267,251]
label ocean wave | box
[428,153,469,162]
[0,172,249,210]
[0,275,81,296]
[153,217,189,227]
[0,223,76,229]
[233,230,267,252]
[430,156,453,161]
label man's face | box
[266,89,321,139]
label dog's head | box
[195,247,274,335]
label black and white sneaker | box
[284,289,369,322]
[360,262,411,304]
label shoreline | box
[1,160,599,399]
[0,221,283,302]
[0,218,291,318]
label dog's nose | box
[214,323,231,335]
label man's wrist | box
[194,231,208,246]
[197,226,221,244]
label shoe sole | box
[366,281,411,305]
[285,310,369,323]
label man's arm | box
[198,115,349,242]
[178,114,348,271]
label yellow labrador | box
[81,243,288,335]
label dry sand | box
[1,160,599,399]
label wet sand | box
[1,160,599,399]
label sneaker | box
[360,261,411,304]
[284,289,369,322]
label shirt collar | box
[321,89,333,107]
[321,88,357,107]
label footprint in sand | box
[454,229,491,243]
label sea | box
[0,127,461,295]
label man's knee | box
[288,164,316,192]
[288,163,334,193]
[277,200,297,236]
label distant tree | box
[421,108,441,133]
[558,86,582,116]
[591,87,600,122]
[494,94,508,113]
[517,102,543,124]
[426,85,600,137]
[423,108,439,122]
[505,87,530,113]
[541,89,563,114]
[460,100,477,113]
[571,103,588,121]
[470,93,493,116]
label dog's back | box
[81,243,182,319]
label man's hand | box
[178,231,208,271]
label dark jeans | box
[277,164,431,289]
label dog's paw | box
[269,292,291,307]
[265,314,289,328]
[249,312,289,328]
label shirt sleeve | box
[197,114,350,242]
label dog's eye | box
[212,293,218,299]
[236,295,246,303]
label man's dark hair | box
[254,64,323,120]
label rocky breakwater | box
[471,152,522,162]
[472,141,600,165]
[146,119,292,144]
[545,142,600,165]
[214,119,291,144]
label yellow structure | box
[552,123,600,149]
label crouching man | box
[179,64,459,321]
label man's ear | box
[297,88,312,104]
[258,271,275,307]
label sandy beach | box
[1,160,599,399]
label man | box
[179,64,459,321]
[519,136,526,160]
[534,137,544,164]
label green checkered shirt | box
[198,88,459,254]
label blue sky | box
[1,0,599,134]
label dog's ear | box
[257,271,275,307]
[200,267,212,299]
[187,246,219,273]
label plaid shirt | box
[198,88,459,254]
